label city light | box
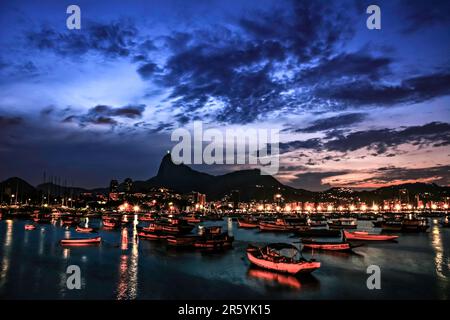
[133,205,140,212]
[372,204,379,211]
[444,204,449,209]
[361,204,367,211]
[395,204,401,211]
[258,205,264,211]
[349,205,355,211]
[327,205,333,212]
[285,206,291,212]
[431,204,437,210]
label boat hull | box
[247,251,320,275]
[60,236,101,246]
[344,230,398,241]
[237,219,259,228]
[301,240,352,251]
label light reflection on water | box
[0,218,449,299]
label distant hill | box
[1,155,449,202]
[0,177,37,199]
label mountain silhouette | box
[1,154,449,202]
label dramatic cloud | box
[280,122,450,155]
[344,165,450,188]
[325,121,450,153]
[144,0,356,124]
[27,20,138,57]
[292,171,350,191]
[295,113,366,133]
[63,104,146,126]
[318,72,450,107]
[400,0,450,33]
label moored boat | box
[143,218,195,235]
[259,218,309,232]
[381,220,403,231]
[194,226,234,249]
[343,230,399,241]
[301,238,354,251]
[24,224,36,230]
[60,236,101,246]
[75,225,95,233]
[401,219,429,232]
[246,243,321,275]
[138,230,169,240]
[166,235,199,247]
[237,218,259,228]
[328,218,357,229]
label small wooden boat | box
[102,219,120,229]
[194,227,234,249]
[60,236,101,246]
[138,231,169,240]
[237,218,259,228]
[180,214,202,223]
[343,230,399,241]
[328,218,357,229]
[144,219,195,235]
[166,235,199,247]
[246,243,321,275]
[139,213,157,222]
[301,238,353,251]
[295,229,341,238]
[25,224,36,230]
[401,219,429,232]
[259,218,309,232]
[381,220,403,231]
[75,225,95,233]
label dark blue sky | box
[1,0,449,190]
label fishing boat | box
[328,218,357,229]
[61,216,80,226]
[143,218,195,235]
[259,218,309,232]
[343,230,399,241]
[308,216,328,227]
[180,213,202,223]
[139,213,157,222]
[194,226,234,249]
[237,217,259,228]
[295,228,341,238]
[24,224,36,230]
[301,238,354,251]
[60,236,101,246]
[166,235,199,247]
[138,230,169,240]
[32,212,52,223]
[401,219,429,232]
[75,225,95,233]
[102,216,120,229]
[246,243,321,275]
[381,220,403,231]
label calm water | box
[0,217,449,299]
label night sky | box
[0,0,449,190]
